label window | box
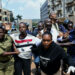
[0,9,2,13]
[0,16,2,21]
[5,17,8,21]
[4,12,7,15]
[74,6,75,11]
[67,6,72,12]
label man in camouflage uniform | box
[0,25,14,75]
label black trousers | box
[14,57,31,75]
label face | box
[38,23,44,31]
[68,23,73,30]
[42,34,52,49]
[51,13,57,19]
[45,19,52,31]
[0,29,5,40]
[50,13,57,23]
[19,23,26,34]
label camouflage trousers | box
[0,58,14,75]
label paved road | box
[31,57,36,75]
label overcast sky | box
[2,0,46,19]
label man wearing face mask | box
[11,22,41,75]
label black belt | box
[0,60,10,63]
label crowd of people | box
[0,12,75,75]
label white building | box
[0,0,13,23]
[40,0,50,21]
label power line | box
[6,0,10,7]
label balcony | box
[67,10,74,16]
[73,0,75,4]
[57,5,62,11]
[56,0,61,2]
[54,2,59,5]
[66,0,73,4]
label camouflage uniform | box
[0,34,14,75]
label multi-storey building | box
[0,0,13,23]
[65,0,75,23]
[50,0,66,18]
[40,0,65,21]
[40,0,75,23]
[40,0,50,21]
[65,0,74,17]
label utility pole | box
[62,0,66,18]
[0,0,2,9]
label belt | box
[0,60,10,63]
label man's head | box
[49,11,57,19]
[42,31,52,49]
[38,21,44,31]
[44,19,52,31]
[67,21,73,31]
[19,22,27,34]
[49,11,57,23]
[0,25,5,40]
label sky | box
[2,0,46,19]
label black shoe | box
[35,68,41,75]
[70,71,75,75]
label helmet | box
[64,19,70,24]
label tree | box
[16,14,22,24]
[10,12,14,22]
[10,16,14,22]
[16,15,22,20]
[32,22,37,27]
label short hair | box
[42,31,52,40]
[19,22,26,27]
[38,21,44,25]
[44,18,51,23]
[49,11,57,18]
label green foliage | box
[10,13,14,22]
[16,15,22,20]
[10,16,14,22]
[32,22,37,27]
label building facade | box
[0,8,13,23]
[40,0,64,21]
[0,0,13,23]
[40,0,75,23]
[65,0,75,24]
[40,0,50,21]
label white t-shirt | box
[10,33,41,59]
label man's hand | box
[13,44,20,54]
[15,50,20,54]
[37,31,42,39]
[2,52,11,56]
[2,51,20,56]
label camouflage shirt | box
[0,34,13,62]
